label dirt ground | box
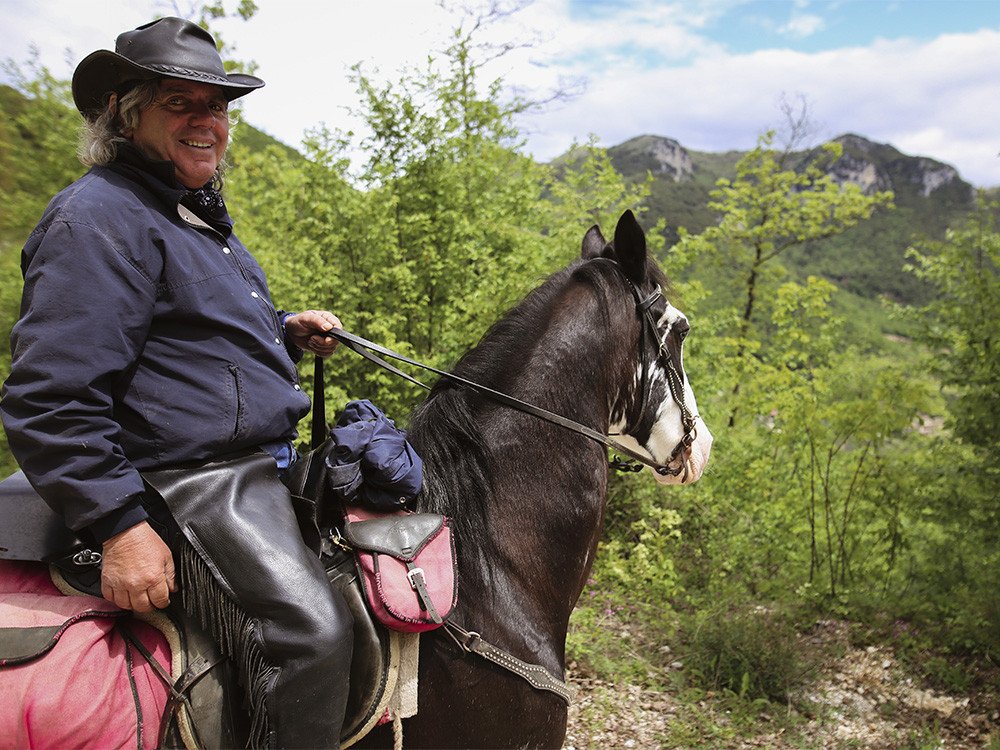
[563,624,998,749]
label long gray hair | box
[77,80,228,188]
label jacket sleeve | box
[1,215,159,540]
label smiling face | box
[125,78,229,188]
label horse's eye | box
[675,320,690,343]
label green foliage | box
[675,604,813,703]
[228,13,651,430]
[671,132,894,424]
[566,586,665,686]
[905,195,1000,460]
[614,133,972,314]
[598,471,685,605]
[0,246,23,475]
[0,58,83,241]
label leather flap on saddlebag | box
[0,607,127,666]
[343,513,444,561]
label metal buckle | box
[406,567,426,589]
[72,549,102,567]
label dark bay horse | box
[355,210,712,749]
[0,211,711,749]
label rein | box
[320,316,694,477]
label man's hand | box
[100,521,176,613]
[284,310,343,357]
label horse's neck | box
[453,293,630,646]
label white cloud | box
[513,28,1000,187]
[2,0,998,187]
[779,13,826,37]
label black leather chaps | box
[142,451,353,750]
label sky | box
[3,0,1000,187]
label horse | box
[353,209,712,748]
[0,210,712,749]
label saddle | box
[0,465,423,749]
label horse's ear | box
[613,210,647,284]
[581,225,607,260]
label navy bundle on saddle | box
[302,398,456,634]
[325,398,424,511]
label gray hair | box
[77,79,229,188]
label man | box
[1,17,351,748]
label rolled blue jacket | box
[328,399,423,510]
[0,149,311,541]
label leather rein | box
[318,276,697,479]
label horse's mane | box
[406,257,635,586]
[409,261,580,515]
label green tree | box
[671,131,893,425]
[0,56,82,240]
[894,196,1000,653]
[905,195,1000,460]
[229,8,653,426]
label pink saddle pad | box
[0,559,171,750]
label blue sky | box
[703,1,1000,54]
[3,0,1000,186]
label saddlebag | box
[343,506,457,633]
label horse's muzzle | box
[651,417,713,485]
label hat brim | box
[72,49,264,116]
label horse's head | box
[581,210,712,484]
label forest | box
[1,4,998,748]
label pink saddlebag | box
[344,507,457,633]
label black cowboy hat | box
[72,16,264,116]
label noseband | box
[323,267,698,479]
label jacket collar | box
[106,142,234,237]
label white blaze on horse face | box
[609,302,712,484]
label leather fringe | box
[178,540,277,749]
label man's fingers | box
[129,589,155,614]
[103,584,136,612]
[147,579,172,610]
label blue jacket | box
[0,152,311,541]
[328,399,423,510]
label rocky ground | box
[563,623,998,749]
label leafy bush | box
[675,604,814,703]
[566,574,684,689]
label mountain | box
[607,133,976,307]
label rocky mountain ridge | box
[611,132,970,201]
[603,132,978,308]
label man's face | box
[127,79,230,189]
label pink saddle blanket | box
[0,559,171,750]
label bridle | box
[319,263,698,479]
[615,276,699,479]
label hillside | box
[607,133,977,307]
